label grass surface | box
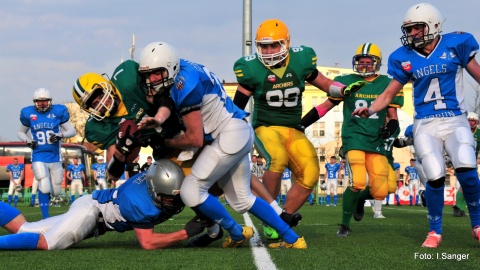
[0,200,478,270]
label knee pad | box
[428,177,445,189]
[347,150,367,190]
[180,176,207,208]
[387,168,397,194]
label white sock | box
[207,224,220,238]
[373,200,383,213]
[270,200,283,215]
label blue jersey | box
[393,162,401,171]
[19,104,70,163]
[92,172,166,232]
[282,168,291,180]
[405,166,419,181]
[66,164,85,180]
[92,163,107,179]
[325,163,341,179]
[169,59,248,141]
[7,164,25,179]
[388,32,479,119]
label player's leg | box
[409,182,414,206]
[326,181,333,206]
[0,201,41,250]
[49,162,64,197]
[412,180,420,205]
[7,180,15,205]
[284,129,319,214]
[332,179,338,206]
[445,118,480,237]
[32,162,53,219]
[31,178,39,206]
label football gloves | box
[26,140,38,149]
[379,119,399,139]
[343,80,367,97]
[184,215,210,238]
[115,125,141,156]
[49,133,63,143]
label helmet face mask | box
[138,42,180,96]
[255,19,290,67]
[73,73,118,121]
[33,88,53,112]
[400,3,443,50]
[352,43,382,77]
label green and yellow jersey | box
[330,74,404,155]
[234,46,317,130]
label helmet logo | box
[401,61,412,72]
[267,74,276,83]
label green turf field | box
[0,200,478,270]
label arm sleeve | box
[17,124,30,142]
[60,121,76,138]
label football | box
[15,185,23,192]
[117,119,142,164]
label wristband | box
[368,109,374,116]
[329,81,346,98]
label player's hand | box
[379,126,391,139]
[184,215,209,238]
[342,80,367,96]
[351,107,372,118]
[49,133,63,143]
[115,125,141,156]
[26,140,38,149]
[138,117,162,130]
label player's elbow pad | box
[301,107,321,129]
[233,91,250,110]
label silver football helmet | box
[146,159,185,215]
[33,88,52,112]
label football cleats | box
[401,3,443,49]
[72,72,118,121]
[255,19,290,67]
[33,88,52,112]
[138,41,180,95]
[146,159,185,216]
[352,43,382,77]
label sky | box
[2,0,480,141]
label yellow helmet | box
[255,19,290,66]
[352,43,382,77]
[72,72,118,121]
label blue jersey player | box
[405,159,421,206]
[0,160,207,250]
[137,41,306,249]
[6,158,25,206]
[325,156,341,206]
[66,157,86,203]
[353,3,480,248]
[92,156,108,190]
[17,88,76,219]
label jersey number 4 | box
[423,78,447,110]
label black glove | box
[184,215,209,238]
[343,80,367,96]
[393,137,413,148]
[115,126,141,155]
[49,133,63,143]
[379,119,399,139]
[26,140,38,149]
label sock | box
[0,233,40,250]
[207,224,220,238]
[416,195,419,205]
[456,170,480,228]
[281,195,286,204]
[425,182,444,234]
[456,190,466,211]
[0,202,21,226]
[309,194,313,204]
[269,200,283,215]
[197,195,243,241]
[248,197,298,244]
[71,195,75,203]
[7,195,12,205]
[334,195,338,205]
[386,195,390,204]
[38,191,50,219]
[395,194,400,204]
[409,195,413,205]
[13,196,18,206]
[326,195,331,204]
[341,188,360,227]
[276,195,280,204]
[31,194,36,206]
[374,200,382,213]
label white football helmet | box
[33,88,52,112]
[146,159,185,215]
[468,112,479,122]
[97,155,104,162]
[320,182,327,191]
[138,41,180,95]
[401,3,443,49]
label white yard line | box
[243,213,278,270]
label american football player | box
[0,160,207,250]
[302,42,403,236]
[231,19,367,243]
[6,158,25,207]
[18,88,76,219]
[66,157,86,203]
[137,41,306,249]
[92,156,108,190]
[352,3,480,248]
